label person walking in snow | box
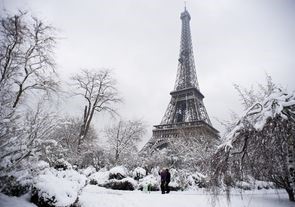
[165,168,171,194]
[159,168,167,194]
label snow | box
[5,160,50,187]
[168,181,178,188]
[89,169,110,185]
[192,171,206,179]
[109,166,128,177]
[34,160,50,170]
[138,174,159,188]
[0,193,37,207]
[220,89,295,150]
[33,168,87,206]
[78,185,292,207]
[132,167,146,178]
[120,177,138,187]
[79,166,96,177]
[254,180,274,189]
[1,186,292,207]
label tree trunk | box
[287,133,295,196]
[13,84,23,108]
[115,150,119,163]
[77,106,88,154]
[77,123,85,154]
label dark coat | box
[166,170,171,183]
[160,170,167,182]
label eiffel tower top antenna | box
[184,1,187,11]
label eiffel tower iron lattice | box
[142,8,219,153]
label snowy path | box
[0,186,293,207]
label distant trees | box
[168,130,218,173]
[49,116,100,167]
[105,120,146,164]
[210,76,295,201]
[71,69,121,153]
[141,129,219,174]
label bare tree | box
[50,116,99,166]
[233,74,276,110]
[0,11,59,108]
[71,69,121,152]
[105,119,146,164]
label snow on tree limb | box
[220,88,295,151]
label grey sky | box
[1,0,295,146]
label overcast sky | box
[1,0,295,146]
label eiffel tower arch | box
[142,8,219,153]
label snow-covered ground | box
[1,186,292,207]
[0,193,37,207]
[78,186,292,207]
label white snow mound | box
[33,168,87,206]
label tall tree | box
[0,10,60,174]
[71,69,121,152]
[0,11,59,108]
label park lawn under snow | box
[77,185,292,207]
[0,187,292,207]
[0,193,37,207]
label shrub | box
[132,167,146,180]
[138,174,159,191]
[31,168,86,207]
[109,166,128,180]
[0,175,29,196]
[103,177,136,191]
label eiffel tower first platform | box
[142,8,219,153]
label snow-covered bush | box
[88,166,210,192]
[31,168,87,207]
[109,166,128,180]
[0,161,50,197]
[104,177,137,191]
[235,179,274,190]
[79,165,96,177]
[254,180,274,190]
[235,181,252,190]
[168,181,181,191]
[138,174,160,191]
[168,169,207,191]
[89,168,110,186]
[53,158,72,171]
[164,169,183,191]
[187,172,207,189]
[0,175,30,196]
[132,167,146,180]
[89,166,137,190]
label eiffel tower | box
[142,7,219,153]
